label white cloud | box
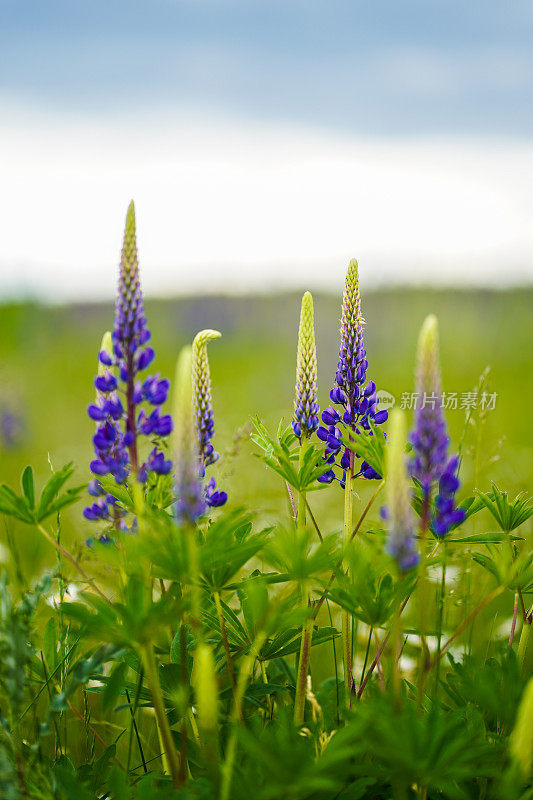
[0,102,532,300]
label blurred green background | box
[0,287,531,582]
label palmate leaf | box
[346,694,501,796]
[264,526,340,585]
[251,417,332,491]
[199,509,267,591]
[259,625,339,661]
[475,483,533,532]
[344,419,387,478]
[472,547,533,591]
[61,573,185,649]
[442,650,524,733]
[0,463,84,525]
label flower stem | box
[416,498,430,708]
[518,610,532,673]
[434,544,447,693]
[294,444,312,724]
[141,643,181,788]
[213,590,242,722]
[342,455,354,710]
[220,630,268,800]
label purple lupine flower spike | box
[317,259,388,487]
[410,314,448,497]
[84,331,126,525]
[192,330,227,508]
[409,315,465,536]
[174,346,206,524]
[293,292,319,439]
[85,202,173,527]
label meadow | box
[0,263,531,800]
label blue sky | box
[1,0,532,298]
[3,0,532,135]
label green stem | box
[294,592,312,725]
[342,459,354,709]
[392,594,402,707]
[518,614,532,673]
[36,523,112,606]
[214,590,242,721]
[294,444,312,724]
[220,630,268,800]
[141,643,181,788]
[416,500,430,708]
[434,545,447,694]
[126,670,147,775]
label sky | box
[1,0,532,299]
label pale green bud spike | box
[386,409,419,571]
[195,643,219,733]
[510,677,533,778]
[192,329,222,465]
[173,346,195,463]
[192,329,221,413]
[98,331,113,378]
[387,410,411,518]
[173,346,205,522]
[339,259,364,363]
[122,201,138,278]
[293,292,319,436]
[416,314,441,397]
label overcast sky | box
[1,0,532,299]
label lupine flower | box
[0,405,25,449]
[85,202,172,524]
[410,315,465,536]
[84,331,126,524]
[292,291,319,439]
[317,259,388,487]
[386,409,419,571]
[173,346,206,524]
[192,329,227,508]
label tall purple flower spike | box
[317,259,388,488]
[84,202,172,524]
[410,315,465,537]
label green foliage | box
[0,463,83,524]
[251,418,331,491]
[476,484,533,533]
[327,540,412,628]
[344,419,387,479]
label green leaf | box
[344,419,386,478]
[43,616,58,672]
[21,465,35,508]
[102,660,128,712]
[0,484,34,522]
[475,484,533,532]
[36,462,76,520]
